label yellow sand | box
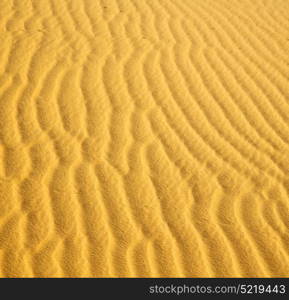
[0,0,289,278]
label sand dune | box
[0,0,289,277]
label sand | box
[0,0,289,278]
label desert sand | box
[0,0,289,277]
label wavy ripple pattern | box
[0,0,289,277]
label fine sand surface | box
[0,0,289,278]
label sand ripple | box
[0,0,289,277]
